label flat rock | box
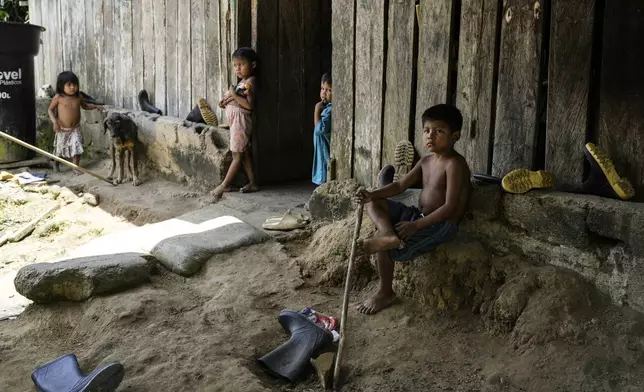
[14,253,151,303]
[82,192,100,206]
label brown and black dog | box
[103,113,140,186]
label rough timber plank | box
[91,0,105,102]
[251,0,279,184]
[142,0,156,103]
[29,0,43,89]
[414,0,453,157]
[154,0,167,112]
[353,0,385,187]
[220,0,233,116]
[455,0,500,175]
[177,0,192,116]
[132,0,145,109]
[191,0,206,108]
[382,0,415,167]
[276,0,306,182]
[598,0,644,197]
[165,0,179,117]
[330,0,355,181]
[120,0,134,108]
[492,0,543,176]
[112,0,123,106]
[205,0,223,122]
[546,0,594,187]
[103,0,115,105]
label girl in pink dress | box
[213,47,259,197]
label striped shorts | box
[386,200,458,261]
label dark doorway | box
[251,0,332,185]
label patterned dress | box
[225,81,253,153]
[54,124,84,158]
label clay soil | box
[1,163,644,391]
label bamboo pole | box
[0,130,115,186]
[333,203,364,390]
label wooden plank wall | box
[30,0,246,120]
[252,0,332,184]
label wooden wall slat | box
[546,1,594,187]
[414,0,453,157]
[39,0,51,86]
[141,0,156,103]
[219,0,233,123]
[112,0,123,106]
[598,0,644,197]
[85,0,96,97]
[382,0,415,168]
[330,0,355,181]
[29,0,43,90]
[177,0,192,116]
[455,0,500,175]
[205,0,222,121]
[103,0,115,105]
[251,0,279,183]
[120,0,134,108]
[153,0,167,112]
[92,0,105,102]
[353,0,385,187]
[132,0,144,109]
[165,0,179,116]
[71,1,87,95]
[191,0,206,108]
[491,0,543,176]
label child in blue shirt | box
[312,73,332,185]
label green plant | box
[0,0,29,23]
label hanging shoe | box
[501,169,555,194]
[197,98,218,126]
[581,143,635,200]
[80,91,104,106]
[393,140,415,182]
[138,90,163,115]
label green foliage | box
[0,0,29,23]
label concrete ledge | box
[36,98,241,190]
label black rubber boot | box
[138,90,163,115]
[32,353,124,392]
[378,165,395,187]
[472,173,502,185]
[258,310,333,382]
[185,104,206,124]
[80,91,104,106]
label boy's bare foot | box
[357,290,396,315]
[211,184,231,197]
[240,183,259,193]
[358,234,401,255]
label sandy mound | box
[297,213,376,288]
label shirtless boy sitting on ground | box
[355,104,471,315]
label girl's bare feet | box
[357,290,396,315]
[240,183,259,193]
[211,184,232,198]
[358,234,401,255]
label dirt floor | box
[2,160,644,391]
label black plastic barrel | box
[0,21,45,163]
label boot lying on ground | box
[258,310,333,382]
[31,353,124,392]
[138,89,163,115]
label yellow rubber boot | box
[585,143,635,201]
[501,169,555,194]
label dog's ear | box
[103,117,110,134]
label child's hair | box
[56,71,80,96]
[321,73,332,85]
[232,47,260,66]
[421,104,463,132]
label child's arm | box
[314,101,325,126]
[48,95,60,133]
[355,160,423,204]
[396,159,467,240]
[227,77,256,111]
[80,97,104,111]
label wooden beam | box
[330,0,355,181]
[598,0,644,197]
[492,0,544,176]
[382,0,415,168]
[205,0,223,121]
[165,0,179,116]
[455,0,500,175]
[414,0,454,158]
[546,0,594,187]
[178,0,192,116]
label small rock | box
[82,192,100,206]
[58,188,79,204]
[486,372,502,385]
[48,185,61,199]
